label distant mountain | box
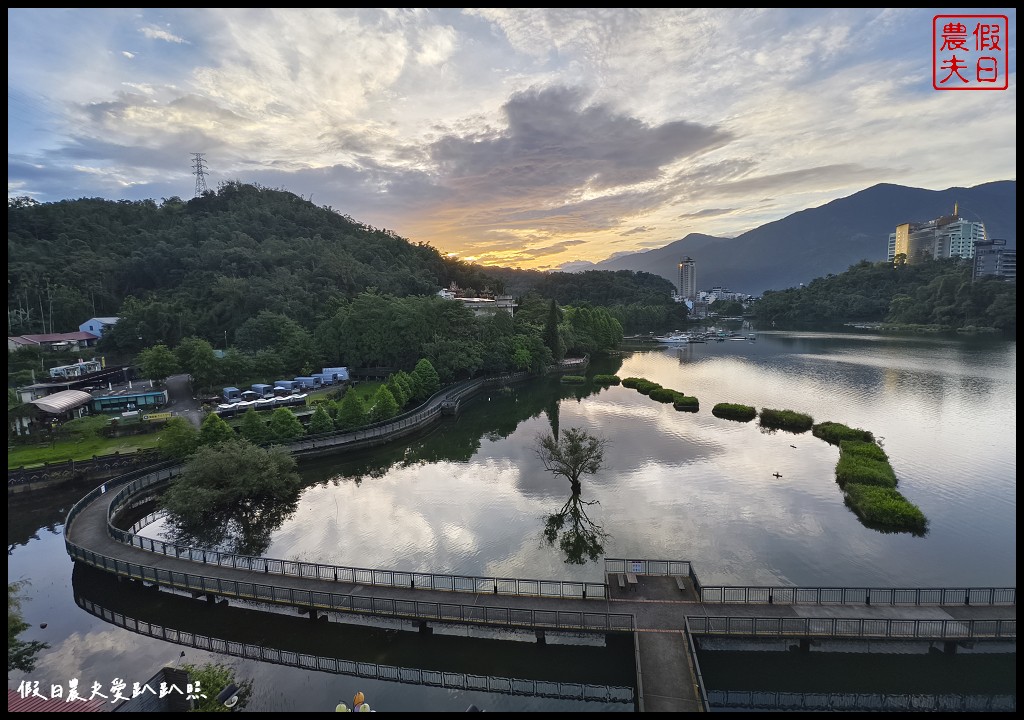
[586,181,1016,295]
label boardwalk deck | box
[65,481,1016,713]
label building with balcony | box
[972,238,1016,281]
[888,205,987,264]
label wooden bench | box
[674,576,686,592]
[617,573,626,590]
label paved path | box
[163,373,202,428]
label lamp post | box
[224,330,228,353]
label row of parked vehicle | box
[213,367,350,416]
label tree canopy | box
[161,438,301,555]
[753,259,1015,333]
[536,426,609,494]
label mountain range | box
[562,180,1016,295]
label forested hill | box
[482,266,677,307]
[751,259,1015,334]
[7,182,497,345]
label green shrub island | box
[634,380,662,395]
[560,375,586,384]
[843,483,928,535]
[712,403,757,422]
[759,408,813,433]
[575,375,925,533]
[672,396,699,412]
[648,387,682,403]
[826,435,927,534]
[812,421,874,445]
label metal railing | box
[604,559,1016,607]
[76,595,635,705]
[682,617,711,713]
[697,585,1016,607]
[706,690,1016,712]
[66,544,635,634]
[687,615,1015,641]
[105,465,608,601]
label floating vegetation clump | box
[759,408,813,433]
[712,403,757,422]
[812,421,874,445]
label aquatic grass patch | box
[839,439,889,462]
[649,387,684,403]
[712,403,757,422]
[672,396,699,412]
[621,377,644,389]
[560,375,586,384]
[812,421,874,445]
[835,439,895,487]
[759,408,813,433]
[835,453,897,488]
[633,380,662,396]
[843,483,928,535]
[592,374,621,385]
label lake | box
[8,330,1016,711]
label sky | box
[7,8,1017,271]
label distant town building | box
[7,331,100,352]
[436,284,516,317]
[677,257,697,301]
[78,316,120,338]
[887,205,987,264]
[972,238,1016,281]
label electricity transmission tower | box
[191,153,209,197]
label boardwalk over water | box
[65,469,1015,713]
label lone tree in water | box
[535,426,610,564]
[536,426,608,495]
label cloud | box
[676,208,735,220]
[6,8,1016,270]
[619,226,654,236]
[140,25,188,44]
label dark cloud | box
[428,85,732,201]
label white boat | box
[654,332,690,344]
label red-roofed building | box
[7,689,109,712]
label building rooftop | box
[29,389,93,415]
[8,331,100,345]
[8,690,108,712]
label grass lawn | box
[8,432,164,469]
[305,381,381,403]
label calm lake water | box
[8,330,1016,711]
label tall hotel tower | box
[678,257,697,300]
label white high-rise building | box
[888,204,987,264]
[677,257,697,301]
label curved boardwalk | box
[61,372,1016,712]
[65,471,1015,713]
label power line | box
[191,153,209,197]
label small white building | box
[79,316,120,338]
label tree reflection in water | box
[165,494,299,557]
[542,487,609,565]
